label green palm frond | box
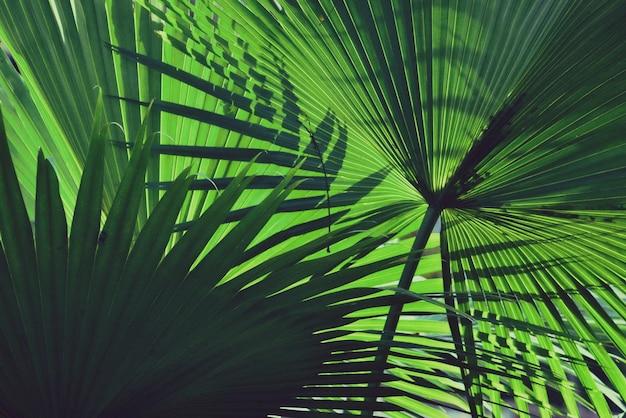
[1,0,626,417]
[121,0,625,415]
[1,101,466,416]
[0,0,165,217]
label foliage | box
[0,0,625,417]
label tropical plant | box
[0,0,625,417]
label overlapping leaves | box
[121,0,626,416]
[1,0,626,417]
[0,96,473,416]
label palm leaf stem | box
[364,204,440,413]
[361,93,527,414]
[362,90,522,410]
[441,217,481,418]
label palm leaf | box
[2,100,467,416]
[0,0,162,212]
[118,0,626,415]
[1,0,626,416]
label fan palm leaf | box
[119,1,626,415]
[2,99,461,416]
[1,0,626,416]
